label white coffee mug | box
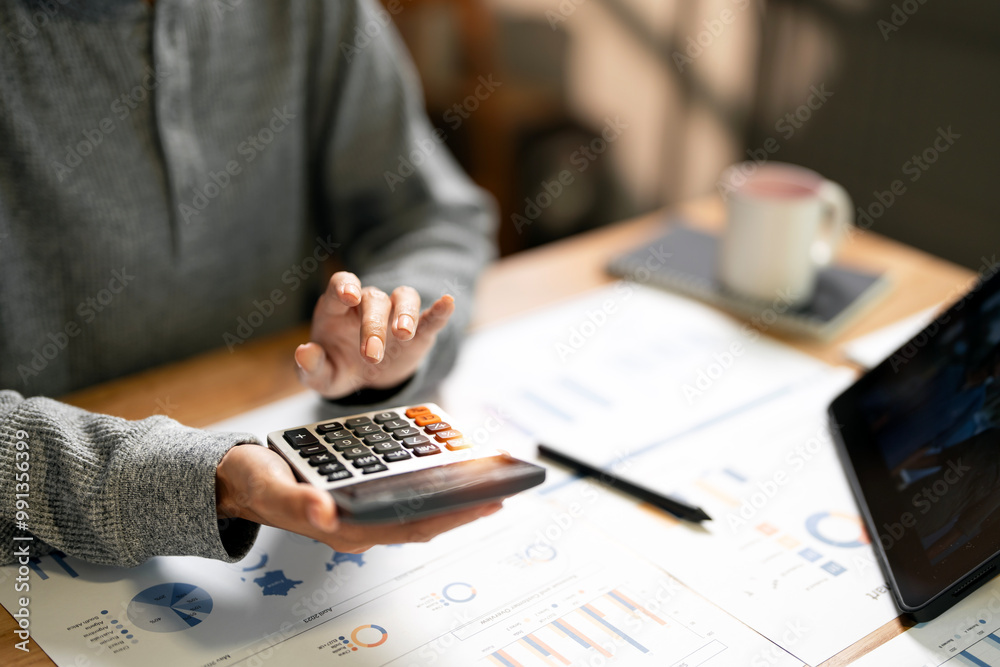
[717,162,853,306]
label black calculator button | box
[412,444,441,457]
[391,427,419,440]
[308,453,336,466]
[361,463,389,475]
[317,463,346,475]
[352,455,380,468]
[346,417,373,429]
[298,444,327,457]
[323,430,353,441]
[372,411,400,424]
[326,469,353,482]
[402,435,430,448]
[423,422,451,434]
[342,446,373,460]
[383,449,411,462]
[381,419,408,430]
[353,423,380,436]
[283,429,318,448]
[315,422,344,434]
[363,432,390,445]
[371,440,401,454]
[329,437,362,451]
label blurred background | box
[386,0,999,269]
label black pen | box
[537,444,712,523]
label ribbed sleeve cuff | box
[115,419,263,565]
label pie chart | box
[127,583,213,633]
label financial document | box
[852,576,1000,667]
[0,489,800,666]
[441,285,902,664]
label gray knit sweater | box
[0,0,495,565]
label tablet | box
[829,267,1000,621]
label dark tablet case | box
[607,224,890,340]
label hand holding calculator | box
[267,403,545,523]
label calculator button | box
[298,444,326,457]
[391,426,419,440]
[433,429,463,443]
[372,411,400,424]
[315,422,344,434]
[402,435,430,448]
[412,443,441,456]
[423,422,451,434]
[329,437,362,451]
[283,429,318,448]
[414,414,441,427]
[381,419,408,430]
[445,438,473,451]
[342,446,373,459]
[308,453,336,466]
[352,455,380,468]
[346,417,373,429]
[323,430,353,441]
[353,423,380,436]
[363,432,390,445]
[317,463,346,475]
[326,469,353,482]
[383,449,412,462]
[371,440,401,454]
[361,463,389,475]
[405,406,431,418]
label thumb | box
[264,474,339,534]
[295,342,341,396]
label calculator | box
[267,403,546,523]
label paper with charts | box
[852,573,1000,667]
[0,495,802,666]
[438,284,904,664]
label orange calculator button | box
[405,406,431,418]
[433,429,462,443]
[445,438,472,451]
[414,413,441,427]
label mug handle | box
[813,180,854,266]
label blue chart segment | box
[951,631,1000,666]
[127,583,213,633]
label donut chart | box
[351,624,388,648]
[805,511,869,548]
[127,583,213,633]
[442,582,477,603]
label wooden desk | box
[1,199,974,666]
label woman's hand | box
[215,444,501,552]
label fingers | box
[359,287,392,363]
[319,271,363,316]
[390,286,421,341]
[321,501,503,553]
[414,294,455,341]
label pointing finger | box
[359,287,392,363]
[390,286,421,341]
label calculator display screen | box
[330,455,545,523]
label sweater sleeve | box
[0,390,261,567]
[316,0,498,406]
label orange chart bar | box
[524,633,570,665]
[490,649,524,667]
[552,619,613,658]
[607,589,667,626]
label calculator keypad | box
[275,405,470,486]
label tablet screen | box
[832,268,1000,615]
